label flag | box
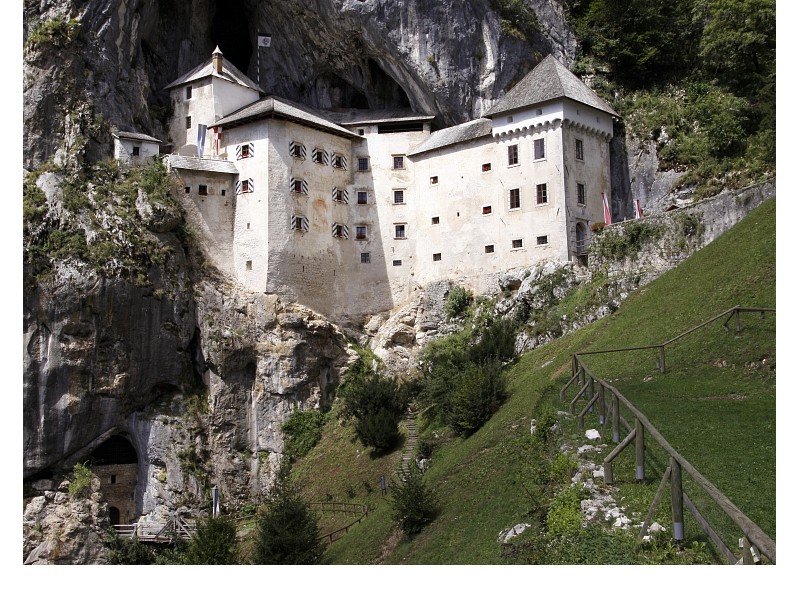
[258,33,271,48]
[635,198,644,219]
[196,123,207,157]
[602,192,612,225]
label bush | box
[447,359,507,436]
[68,462,93,497]
[282,410,326,461]
[354,408,401,453]
[389,468,438,538]
[445,285,473,318]
[469,318,518,364]
[184,515,238,565]
[105,530,156,565]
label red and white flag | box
[602,192,612,225]
[634,198,644,219]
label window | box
[357,191,368,204]
[433,253,442,261]
[184,186,190,194]
[185,85,192,100]
[356,225,367,240]
[332,188,348,203]
[395,224,406,239]
[482,205,492,215]
[509,188,520,210]
[431,216,440,225]
[132,146,140,157]
[291,215,309,231]
[237,143,254,160]
[332,154,347,169]
[536,183,548,205]
[506,116,514,123]
[393,190,405,204]
[185,115,192,129]
[577,183,586,205]
[575,139,584,160]
[393,155,405,170]
[358,157,369,171]
[360,252,371,264]
[392,259,402,267]
[221,189,226,196]
[482,162,492,172]
[512,238,523,249]
[236,179,253,194]
[533,138,545,160]
[508,144,519,166]
[246,260,252,271]
[485,244,495,253]
[312,148,327,164]
[199,184,208,196]
[332,223,349,239]
[535,108,543,116]
[430,175,438,185]
[290,178,308,194]
[110,475,117,484]
[358,128,365,136]
[537,235,549,245]
[290,141,306,160]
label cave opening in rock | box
[367,58,411,109]
[91,435,138,465]
[210,0,253,75]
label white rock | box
[585,429,601,440]
[497,523,531,543]
[648,522,666,533]
[592,469,605,478]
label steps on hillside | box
[398,409,419,476]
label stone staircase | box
[398,408,419,476]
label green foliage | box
[546,485,588,538]
[469,318,518,364]
[389,468,438,538]
[282,410,326,461]
[446,359,507,437]
[67,462,93,497]
[592,220,664,262]
[548,452,578,484]
[445,285,473,318]
[354,407,402,453]
[105,530,156,565]
[184,516,238,565]
[23,174,47,224]
[490,0,540,41]
[253,463,323,564]
[27,16,81,49]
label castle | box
[147,48,617,321]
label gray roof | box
[114,131,162,143]
[484,55,619,118]
[409,119,492,156]
[167,155,239,174]
[214,96,360,139]
[164,56,263,94]
[319,108,435,126]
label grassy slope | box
[293,198,776,564]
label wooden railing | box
[113,516,196,543]
[310,502,369,546]
[559,308,776,565]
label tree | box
[184,515,238,564]
[389,468,438,538]
[252,463,323,564]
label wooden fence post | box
[670,457,684,542]
[658,345,666,374]
[612,393,620,443]
[735,308,741,334]
[599,385,606,426]
[635,418,645,482]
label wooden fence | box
[309,502,369,546]
[113,516,196,543]
[559,306,776,565]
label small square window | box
[509,188,520,210]
[241,144,251,159]
[395,224,406,239]
[361,252,371,264]
[356,225,367,240]
[533,138,545,160]
[312,148,325,164]
[506,116,514,123]
[485,244,494,253]
[431,216,440,225]
[576,139,584,160]
[132,146,140,157]
[393,190,405,204]
[199,185,208,196]
[482,162,492,172]
[537,235,549,245]
[184,186,190,194]
[246,260,252,271]
[393,155,405,170]
[185,85,192,100]
[392,259,402,267]
[221,189,226,197]
[110,475,117,484]
[482,205,492,215]
[333,224,346,238]
[241,180,253,194]
[512,238,523,249]
[358,128,365,136]
[508,144,519,166]
[357,191,368,204]
[577,183,585,205]
[186,115,192,129]
[433,253,442,261]
[358,157,369,171]
[536,183,548,205]
[291,143,304,159]
[333,154,347,169]
[430,175,438,185]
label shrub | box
[469,318,518,364]
[447,359,507,436]
[354,408,401,453]
[282,410,326,461]
[389,468,438,538]
[445,285,473,318]
[546,485,589,538]
[184,515,238,565]
[105,529,156,565]
[68,462,93,497]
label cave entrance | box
[89,435,139,526]
[210,0,253,74]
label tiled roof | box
[164,57,263,94]
[484,55,619,118]
[114,131,162,143]
[214,96,360,139]
[167,155,239,174]
[408,119,492,156]
[320,108,435,126]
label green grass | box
[291,198,776,564]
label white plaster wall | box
[490,101,563,137]
[114,139,159,166]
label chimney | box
[212,46,223,74]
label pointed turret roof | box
[484,55,619,118]
[164,49,264,94]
